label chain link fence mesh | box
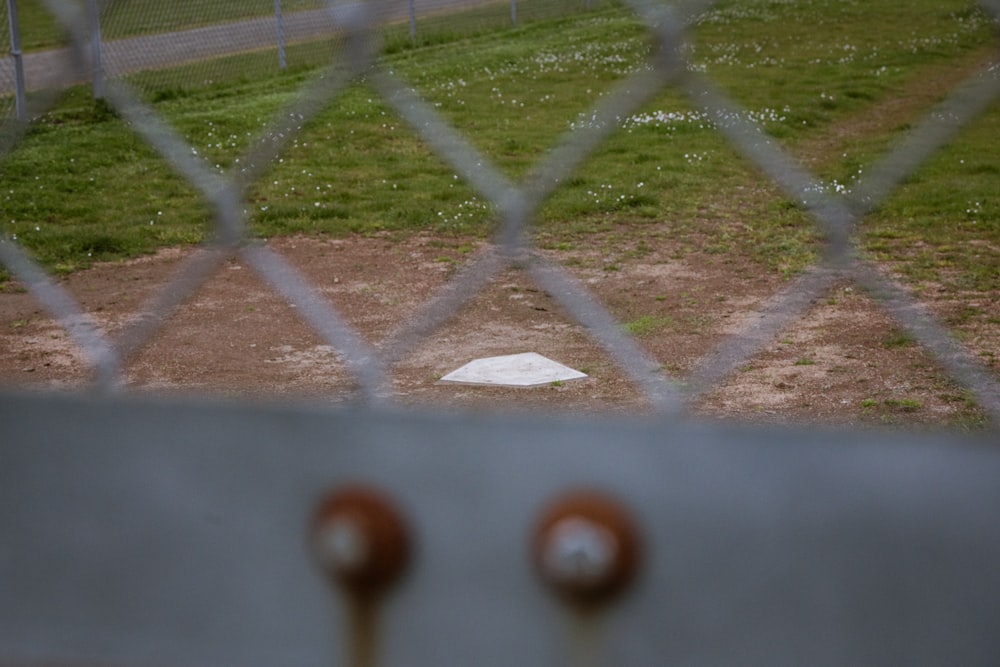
[0,0,998,425]
[0,0,18,120]
[1,0,619,102]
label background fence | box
[2,0,1000,664]
[2,0,612,107]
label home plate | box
[439,352,587,387]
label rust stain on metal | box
[347,595,380,667]
[309,485,412,667]
[568,604,605,667]
[532,489,641,608]
[310,485,412,597]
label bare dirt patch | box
[0,231,995,428]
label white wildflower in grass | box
[613,106,790,133]
[966,201,982,224]
[433,197,491,230]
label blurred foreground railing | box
[2,392,1000,666]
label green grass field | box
[1,0,997,296]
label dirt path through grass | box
[794,45,999,170]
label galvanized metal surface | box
[2,391,1000,666]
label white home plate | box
[439,352,587,387]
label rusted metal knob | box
[532,490,641,607]
[310,486,411,598]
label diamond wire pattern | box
[1,0,999,422]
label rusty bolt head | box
[541,517,618,585]
[532,491,640,607]
[310,486,411,598]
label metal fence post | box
[409,0,416,45]
[87,0,103,98]
[274,0,287,69]
[5,0,26,120]
[510,0,516,25]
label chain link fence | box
[0,0,19,120]
[2,0,1000,664]
[2,0,998,421]
[0,1,8,116]
[1,0,610,105]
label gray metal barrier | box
[2,0,1000,664]
[3,393,1000,666]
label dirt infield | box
[2,229,996,428]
